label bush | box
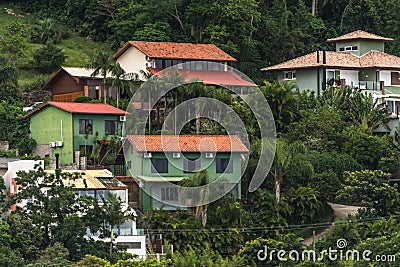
[33,44,66,73]
[336,170,400,216]
[311,171,341,202]
[296,151,362,182]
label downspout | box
[317,50,320,96]
[322,46,327,91]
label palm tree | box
[349,91,390,131]
[88,51,113,104]
[101,193,134,257]
[180,170,210,227]
[108,62,135,109]
[271,139,305,203]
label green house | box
[26,102,126,166]
[123,135,249,211]
[262,30,400,95]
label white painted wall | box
[340,70,359,87]
[3,160,44,195]
[380,71,391,86]
[116,46,149,80]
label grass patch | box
[0,2,111,85]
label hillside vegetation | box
[0,2,111,87]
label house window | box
[118,242,142,249]
[80,145,93,155]
[216,158,233,173]
[127,161,132,169]
[151,158,168,173]
[184,159,200,173]
[105,120,118,135]
[155,59,163,68]
[340,46,357,52]
[386,100,394,113]
[161,187,178,201]
[284,71,296,80]
[79,119,93,134]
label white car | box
[23,102,44,112]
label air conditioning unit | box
[146,62,152,68]
[119,116,126,122]
[143,152,152,158]
[49,142,56,148]
[172,152,181,159]
[205,152,214,159]
[55,141,63,147]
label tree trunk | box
[275,179,281,203]
[109,225,114,257]
[312,0,318,16]
[201,205,208,228]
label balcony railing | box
[350,81,381,90]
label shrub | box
[33,44,66,73]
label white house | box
[112,41,256,89]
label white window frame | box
[283,71,296,80]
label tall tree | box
[108,62,134,108]
[88,50,113,104]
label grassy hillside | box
[0,2,112,87]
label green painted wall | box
[125,147,244,210]
[334,40,384,55]
[73,114,122,152]
[30,106,74,164]
[359,69,377,82]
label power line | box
[144,214,400,234]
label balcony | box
[350,81,381,90]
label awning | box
[148,68,257,87]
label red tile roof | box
[113,41,236,61]
[25,102,126,117]
[148,68,256,87]
[327,30,393,43]
[262,50,400,71]
[126,135,249,153]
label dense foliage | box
[10,0,400,80]
[2,0,400,265]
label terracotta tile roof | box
[261,51,360,71]
[25,102,126,117]
[126,135,249,153]
[148,68,256,87]
[327,30,393,43]
[262,50,400,71]
[113,41,236,61]
[360,50,400,69]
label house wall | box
[340,70,359,87]
[359,69,377,82]
[126,149,243,211]
[72,114,122,153]
[335,40,384,55]
[30,106,74,164]
[381,71,392,85]
[50,71,83,95]
[279,69,321,93]
[116,46,148,79]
